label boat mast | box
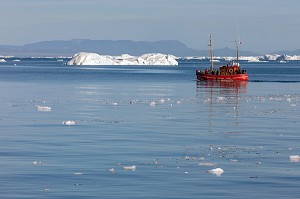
[209,33,213,71]
[235,40,239,66]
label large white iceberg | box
[67,52,178,66]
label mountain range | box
[0,39,298,57]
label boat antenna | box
[209,33,213,71]
[235,40,239,66]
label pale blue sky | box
[1,0,299,53]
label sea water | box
[0,59,299,198]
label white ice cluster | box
[67,52,178,66]
[260,54,300,61]
[186,54,300,63]
[223,55,300,62]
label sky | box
[0,0,299,53]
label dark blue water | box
[0,58,300,198]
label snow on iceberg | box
[67,52,178,66]
[67,52,115,65]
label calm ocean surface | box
[0,58,300,198]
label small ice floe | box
[159,99,166,103]
[43,188,51,191]
[217,97,226,102]
[36,105,52,112]
[130,100,137,104]
[123,165,136,171]
[183,155,197,161]
[207,168,224,176]
[153,159,159,165]
[182,155,197,160]
[74,183,82,186]
[32,161,42,165]
[73,172,83,175]
[183,156,190,160]
[199,162,216,167]
[110,102,118,106]
[149,101,156,106]
[289,155,300,162]
[62,120,76,125]
[107,168,116,174]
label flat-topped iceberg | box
[67,52,178,66]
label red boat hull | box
[196,70,248,81]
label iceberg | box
[261,54,300,61]
[67,52,178,66]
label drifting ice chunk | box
[149,101,156,106]
[108,168,116,174]
[207,168,224,176]
[217,97,226,102]
[32,161,42,165]
[289,155,300,162]
[199,162,216,166]
[73,172,83,175]
[36,105,51,112]
[123,165,136,171]
[62,120,76,125]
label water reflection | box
[196,80,248,95]
[196,80,248,131]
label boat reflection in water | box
[196,80,248,131]
[196,80,248,94]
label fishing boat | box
[196,33,248,81]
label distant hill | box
[0,39,258,57]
